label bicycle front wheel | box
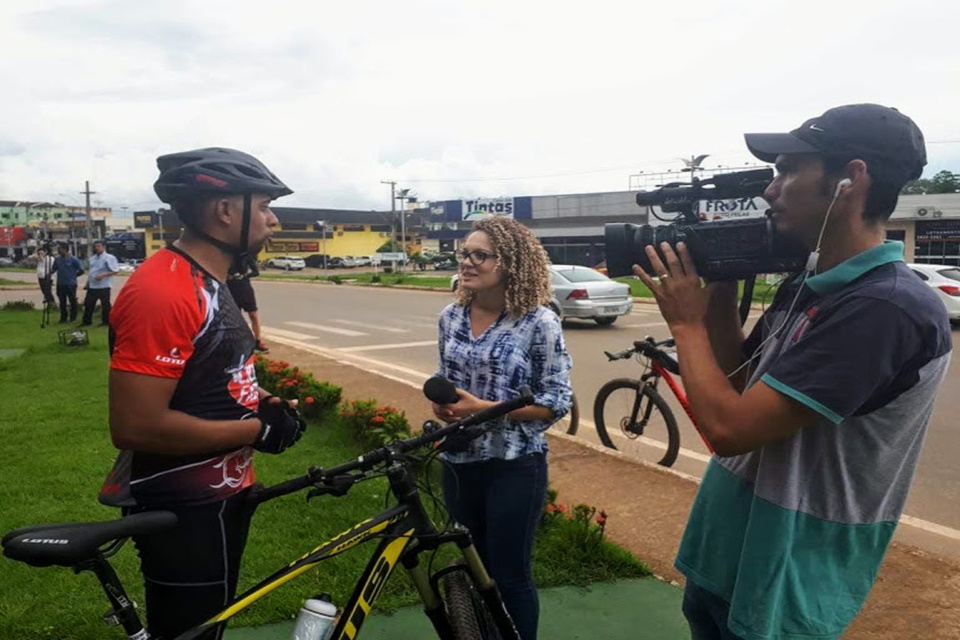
[442,568,503,640]
[593,378,680,467]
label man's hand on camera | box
[633,242,713,332]
[252,396,307,454]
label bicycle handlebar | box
[604,336,676,361]
[251,387,536,504]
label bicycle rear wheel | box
[593,378,680,467]
[442,567,503,640]
[564,392,580,435]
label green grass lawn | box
[258,270,456,290]
[0,308,647,639]
[0,278,31,286]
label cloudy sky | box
[0,0,957,214]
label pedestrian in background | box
[35,247,55,305]
[81,240,120,327]
[227,258,269,353]
[52,243,84,323]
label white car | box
[907,263,960,322]
[117,262,137,273]
[451,264,634,326]
[350,256,372,267]
[267,255,306,271]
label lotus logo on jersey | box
[155,348,186,366]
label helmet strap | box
[180,194,254,276]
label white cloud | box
[0,0,957,212]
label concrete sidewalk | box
[227,578,687,639]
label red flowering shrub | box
[542,488,607,543]
[253,355,342,420]
[339,399,411,449]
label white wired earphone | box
[726,177,852,380]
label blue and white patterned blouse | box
[436,302,574,463]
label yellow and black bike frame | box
[179,462,518,640]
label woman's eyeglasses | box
[458,250,499,266]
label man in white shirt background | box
[80,240,119,327]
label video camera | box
[604,169,808,281]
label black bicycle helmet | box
[153,147,293,204]
[152,147,292,265]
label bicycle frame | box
[642,359,715,455]
[4,388,533,640]
[176,461,515,640]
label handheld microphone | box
[423,376,460,405]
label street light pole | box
[316,220,327,269]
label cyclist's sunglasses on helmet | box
[458,250,498,266]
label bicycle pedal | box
[102,601,138,627]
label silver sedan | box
[451,264,634,326]
[548,264,633,326]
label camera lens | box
[604,223,678,278]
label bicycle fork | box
[626,378,659,437]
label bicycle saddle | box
[2,511,177,568]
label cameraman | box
[99,148,307,639]
[634,104,951,640]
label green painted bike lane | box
[226,578,688,639]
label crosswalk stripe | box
[263,327,318,341]
[285,321,367,337]
[339,340,438,353]
[333,319,408,333]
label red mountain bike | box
[592,336,713,467]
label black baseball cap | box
[744,103,927,184]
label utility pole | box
[81,180,96,260]
[381,180,397,270]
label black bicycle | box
[592,336,694,467]
[2,389,535,640]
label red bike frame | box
[646,360,715,455]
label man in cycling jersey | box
[99,148,307,639]
[634,105,951,639]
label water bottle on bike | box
[292,594,338,640]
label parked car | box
[266,255,306,270]
[350,255,372,267]
[908,263,960,322]
[0,257,15,267]
[328,256,358,269]
[117,261,137,273]
[433,254,458,270]
[304,254,331,268]
[451,264,633,326]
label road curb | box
[547,430,703,485]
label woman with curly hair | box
[432,215,573,640]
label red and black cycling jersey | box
[99,247,259,508]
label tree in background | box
[901,170,960,195]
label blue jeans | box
[442,453,548,640]
[682,581,745,640]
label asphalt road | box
[3,270,958,557]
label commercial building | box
[127,189,960,268]
[135,207,428,260]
